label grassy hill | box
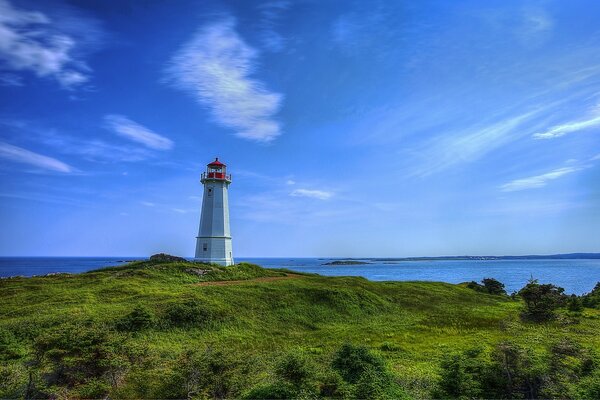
[1,260,599,398]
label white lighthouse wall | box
[195,180,234,265]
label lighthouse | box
[195,158,234,266]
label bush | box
[582,282,600,309]
[435,350,483,399]
[116,305,155,332]
[466,278,506,295]
[518,279,566,321]
[331,343,408,399]
[0,329,25,361]
[157,347,242,399]
[164,299,218,327]
[332,343,386,384]
[481,278,507,295]
[567,295,584,312]
[33,323,128,394]
[483,341,545,399]
[353,365,408,400]
[243,382,297,399]
[318,370,350,398]
[275,351,315,388]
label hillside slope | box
[1,261,599,398]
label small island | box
[322,260,370,265]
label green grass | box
[1,260,599,398]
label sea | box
[1,257,600,295]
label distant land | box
[334,253,600,262]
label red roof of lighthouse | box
[208,158,225,166]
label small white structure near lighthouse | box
[195,158,234,266]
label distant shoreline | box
[1,253,599,260]
[364,253,600,261]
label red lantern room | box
[201,158,232,183]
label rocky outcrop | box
[149,253,187,263]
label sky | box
[0,0,599,257]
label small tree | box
[518,279,566,321]
[466,278,506,295]
[582,282,600,309]
[481,278,507,295]
[567,295,584,312]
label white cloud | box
[533,115,600,139]
[104,115,173,150]
[140,201,155,207]
[500,166,582,192]
[165,18,283,142]
[290,189,333,200]
[286,179,296,185]
[0,0,100,89]
[0,141,72,172]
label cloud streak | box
[533,114,600,139]
[0,0,101,89]
[500,166,582,192]
[104,115,173,150]
[290,188,333,200]
[0,141,73,172]
[411,110,539,177]
[165,18,283,142]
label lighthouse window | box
[203,243,208,252]
[208,188,213,197]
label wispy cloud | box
[0,119,155,163]
[533,114,600,139]
[0,0,102,89]
[0,141,73,173]
[411,110,539,177]
[104,115,173,150]
[140,201,155,207]
[165,18,283,142]
[257,1,290,52]
[500,166,582,192]
[0,73,23,86]
[290,188,333,200]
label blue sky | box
[0,0,599,257]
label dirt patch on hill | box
[194,273,303,286]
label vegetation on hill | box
[1,259,599,399]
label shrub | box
[518,279,566,321]
[275,351,315,388]
[318,370,350,398]
[116,305,155,332]
[354,365,408,400]
[567,295,584,312]
[481,278,507,295]
[243,382,297,399]
[483,341,545,399]
[435,350,483,399]
[163,298,219,327]
[33,323,128,394]
[158,346,242,399]
[466,278,506,295]
[582,282,600,309]
[331,343,409,399]
[332,343,386,384]
[0,329,25,361]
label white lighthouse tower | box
[195,158,234,266]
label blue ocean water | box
[1,257,599,295]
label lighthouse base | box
[194,236,234,266]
